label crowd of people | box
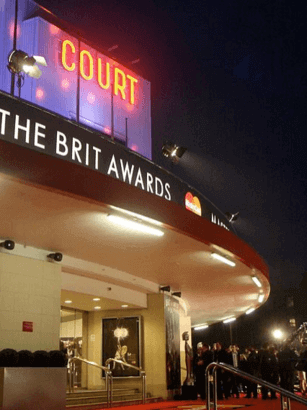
[193,341,306,400]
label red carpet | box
[66,394,307,410]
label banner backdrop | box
[0,91,233,232]
[102,316,141,377]
[165,295,181,391]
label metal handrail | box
[105,358,142,372]
[70,355,110,372]
[68,355,113,408]
[206,362,307,410]
[105,358,147,404]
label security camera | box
[0,240,15,250]
[47,252,63,262]
[160,285,171,292]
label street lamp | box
[272,329,284,340]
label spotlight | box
[172,292,181,298]
[160,285,170,292]
[0,240,15,250]
[47,252,63,262]
[225,212,239,222]
[8,50,47,79]
[162,141,187,164]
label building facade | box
[0,0,270,398]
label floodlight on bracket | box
[7,50,47,97]
[225,211,239,222]
[162,141,187,164]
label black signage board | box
[0,91,233,232]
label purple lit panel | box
[79,42,112,135]
[0,0,17,94]
[0,0,152,159]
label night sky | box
[38,0,307,344]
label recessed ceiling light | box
[212,253,235,267]
[121,304,128,308]
[94,306,101,310]
[194,325,208,330]
[93,298,100,301]
[107,215,164,237]
[223,317,236,323]
[252,276,262,288]
[64,300,72,304]
[258,294,265,303]
[109,206,163,226]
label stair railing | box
[206,362,307,410]
[68,355,113,408]
[105,358,147,405]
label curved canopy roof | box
[0,137,269,327]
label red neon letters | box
[61,39,138,105]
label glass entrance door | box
[60,308,83,389]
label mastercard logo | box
[185,192,202,216]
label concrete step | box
[66,389,141,407]
[66,396,163,409]
[67,388,138,398]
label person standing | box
[194,342,204,398]
[214,342,230,400]
[194,343,213,399]
[278,344,298,392]
[245,347,260,398]
[259,343,278,399]
[228,345,240,398]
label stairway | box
[66,388,143,407]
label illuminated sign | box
[61,40,138,105]
[0,91,233,233]
[185,192,202,216]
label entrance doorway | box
[60,308,83,389]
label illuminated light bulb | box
[36,88,44,100]
[62,79,70,89]
[104,126,111,135]
[131,144,138,152]
[9,21,21,39]
[50,25,60,35]
[87,92,96,104]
